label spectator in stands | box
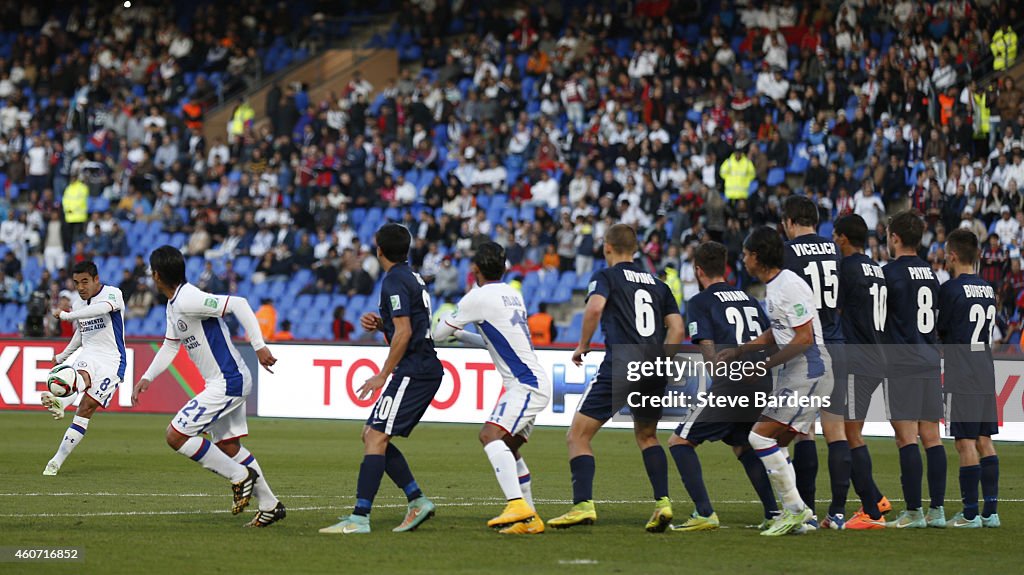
[981,233,1009,288]
[433,256,458,298]
[255,298,278,343]
[126,280,154,319]
[6,271,32,304]
[527,302,556,347]
[273,320,295,342]
[332,306,354,341]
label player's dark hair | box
[605,223,638,255]
[473,241,507,281]
[149,245,187,287]
[783,195,819,228]
[375,223,411,263]
[693,241,728,278]
[887,209,925,247]
[946,228,980,265]
[743,226,784,270]
[834,214,868,248]
[70,260,98,277]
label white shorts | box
[487,384,549,440]
[71,355,122,409]
[760,359,834,435]
[170,386,249,443]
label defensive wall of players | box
[1,338,1023,440]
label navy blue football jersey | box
[379,262,443,378]
[938,273,997,395]
[686,281,772,390]
[784,233,843,342]
[882,255,940,377]
[838,252,887,377]
[587,262,679,370]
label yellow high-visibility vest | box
[720,154,755,200]
[62,180,89,224]
[974,92,990,137]
[992,29,1006,71]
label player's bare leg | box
[214,438,285,527]
[43,372,98,476]
[635,419,672,532]
[480,424,543,534]
[165,426,257,515]
[549,412,604,528]
[749,419,813,536]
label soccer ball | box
[47,365,79,398]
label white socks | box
[52,415,89,466]
[750,432,805,513]
[176,437,248,483]
[484,440,523,501]
[517,457,534,509]
[232,446,278,511]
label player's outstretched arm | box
[433,312,486,347]
[222,297,277,371]
[717,327,776,364]
[573,294,606,366]
[54,328,82,364]
[757,320,813,370]
[133,338,182,406]
[57,299,122,322]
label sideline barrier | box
[3,339,1023,440]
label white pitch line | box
[2,493,1024,505]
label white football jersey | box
[765,269,828,378]
[165,283,251,396]
[445,283,551,394]
[72,284,127,382]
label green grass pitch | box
[0,411,1020,574]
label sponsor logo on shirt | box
[794,303,807,318]
[177,320,188,332]
[390,295,401,311]
[688,321,698,336]
[203,297,219,309]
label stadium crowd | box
[1,0,1024,345]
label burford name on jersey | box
[790,242,836,257]
[860,263,884,278]
[963,284,996,299]
[908,266,935,280]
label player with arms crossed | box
[41,261,127,476]
[132,246,284,526]
[434,242,551,535]
[718,226,834,536]
[781,196,889,527]
[938,229,1001,528]
[548,224,684,532]
[830,214,890,529]
[321,223,443,535]
[667,241,778,532]
[882,210,947,529]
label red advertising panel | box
[0,339,215,415]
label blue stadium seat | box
[767,167,786,187]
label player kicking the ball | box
[320,223,442,535]
[548,224,684,532]
[718,226,834,536]
[132,246,284,527]
[434,242,551,535]
[41,261,127,476]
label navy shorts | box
[885,376,943,421]
[945,392,999,439]
[366,373,442,438]
[834,373,884,421]
[821,342,848,416]
[578,375,666,423]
